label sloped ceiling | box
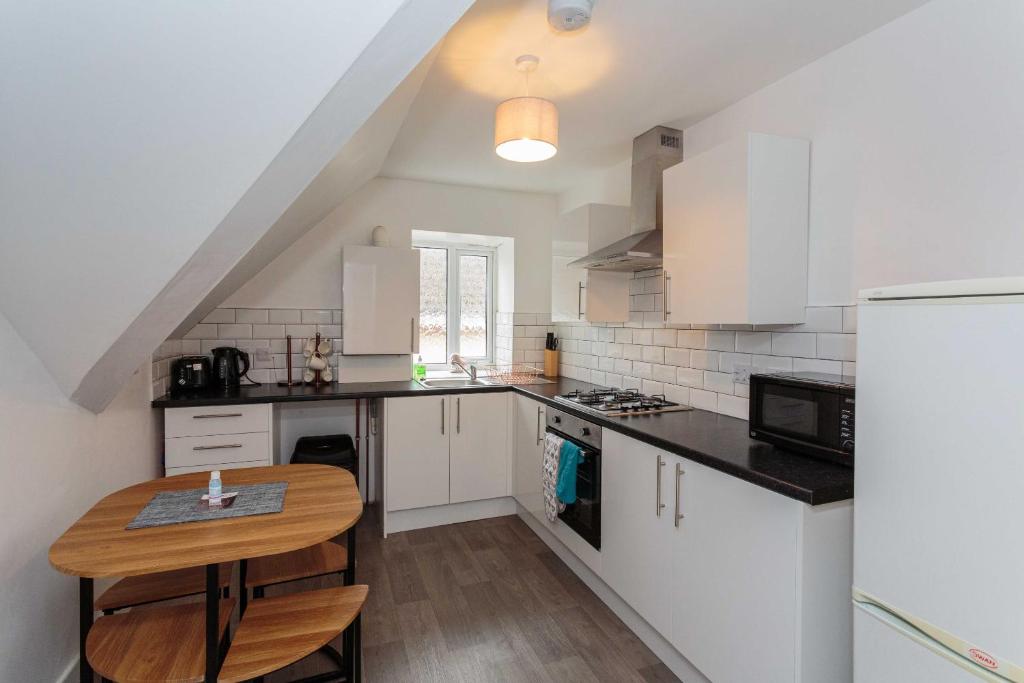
[380,0,930,196]
[173,46,441,337]
[0,0,472,411]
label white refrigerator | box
[854,278,1024,682]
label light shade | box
[494,96,558,162]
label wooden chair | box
[85,598,235,682]
[219,585,368,683]
[95,563,233,614]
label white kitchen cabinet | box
[670,456,800,683]
[385,392,510,512]
[600,431,675,635]
[341,245,420,355]
[384,395,450,511]
[163,403,274,476]
[663,133,809,325]
[449,392,509,504]
[551,203,631,323]
[512,393,546,517]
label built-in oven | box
[546,406,601,550]
[749,371,855,466]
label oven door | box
[548,428,601,550]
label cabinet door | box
[670,457,800,683]
[342,246,420,355]
[512,394,545,518]
[385,396,450,511]
[449,392,509,504]
[601,431,674,636]
[552,255,588,322]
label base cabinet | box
[385,393,509,513]
[670,457,799,683]
[601,432,674,635]
[512,393,546,517]
[599,431,851,683]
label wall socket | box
[253,348,273,363]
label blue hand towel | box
[556,440,582,505]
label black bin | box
[290,434,356,479]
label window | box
[415,243,495,365]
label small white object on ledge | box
[371,225,391,247]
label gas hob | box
[555,388,693,417]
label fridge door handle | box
[853,589,1023,682]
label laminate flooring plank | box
[638,662,684,683]
[384,546,429,604]
[544,655,602,683]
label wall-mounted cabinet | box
[551,204,631,323]
[341,246,420,355]
[662,133,810,325]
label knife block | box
[544,349,559,378]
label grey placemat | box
[127,481,288,529]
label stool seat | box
[246,541,347,588]
[218,585,369,683]
[95,564,232,612]
[85,599,234,683]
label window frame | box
[413,240,497,368]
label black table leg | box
[205,563,219,683]
[346,524,356,585]
[239,558,248,616]
[80,577,93,683]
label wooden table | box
[50,464,363,683]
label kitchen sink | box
[417,378,495,389]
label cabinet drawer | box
[165,432,271,469]
[166,460,268,476]
[165,404,271,438]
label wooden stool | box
[95,564,232,614]
[219,585,368,683]
[85,599,234,682]
[243,541,348,604]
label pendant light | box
[494,55,558,163]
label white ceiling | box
[380,0,930,196]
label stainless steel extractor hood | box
[569,125,683,271]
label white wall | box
[0,313,160,682]
[223,177,558,314]
[680,0,1024,305]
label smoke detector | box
[548,0,594,32]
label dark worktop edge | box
[152,380,853,506]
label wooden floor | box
[263,505,681,682]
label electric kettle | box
[211,347,251,389]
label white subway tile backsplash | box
[689,388,717,411]
[285,324,316,338]
[642,346,664,364]
[663,384,690,405]
[218,323,252,339]
[652,329,677,347]
[632,329,653,346]
[665,348,690,367]
[752,354,794,372]
[706,331,736,351]
[269,309,301,324]
[623,344,643,361]
[843,306,858,333]
[632,361,653,379]
[653,364,677,383]
[817,333,857,361]
[184,324,217,339]
[719,352,753,373]
[793,358,842,374]
[614,328,633,344]
[677,367,703,388]
[301,309,333,324]
[677,330,706,349]
[690,350,720,371]
[252,324,286,339]
[771,332,816,358]
[642,379,665,396]
[202,308,235,324]
[736,331,772,354]
[235,308,269,324]
[718,394,749,419]
[704,371,734,394]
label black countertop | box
[153,378,853,506]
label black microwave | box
[749,371,855,466]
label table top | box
[49,464,362,579]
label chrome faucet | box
[449,354,477,380]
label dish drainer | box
[478,363,545,385]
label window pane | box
[458,254,488,358]
[417,247,447,364]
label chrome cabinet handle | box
[192,413,243,419]
[577,282,585,319]
[536,406,543,445]
[410,317,417,353]
[656,454,666,517]
[441,398,445,435]
[674,463,685,527]
[664,271,671,318]
[193,443,243,451]
[456,397,461,434]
